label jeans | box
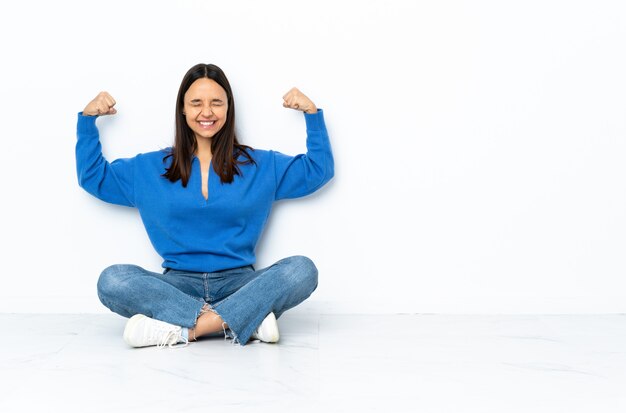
[96,255,318,345]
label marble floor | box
[1,312,626,412]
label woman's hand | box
[282,87,317,114]
[83,92,117,116]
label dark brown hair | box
[163,63,254,185]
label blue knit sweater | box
[76,110,334,272]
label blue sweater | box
[76,110,334,272]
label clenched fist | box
[282,88,317,114]
[83,92,117,116]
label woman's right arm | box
[76,92,135,207]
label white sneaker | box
[123,314,188,348]
[251,312,280,343]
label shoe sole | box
[123,314,148,347]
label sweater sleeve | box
[75,113,136,207]
[273,109,334,200]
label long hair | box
[163,63,255,186]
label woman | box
[76,63,334,348]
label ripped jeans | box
[96,256,318,345]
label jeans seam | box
[203,273,210,303]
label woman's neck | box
[195,138,213,161]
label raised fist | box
[83,92,117,116]
[282,87,317,114]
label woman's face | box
[183,78,228,141]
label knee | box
[97,264,137,299]
[285,255,318,292]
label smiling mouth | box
[199,121,215,127]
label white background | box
[1,0,625,313]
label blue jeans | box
[96,255,318,345]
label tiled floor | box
[2,312,626,412]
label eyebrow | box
[189,98,224,103]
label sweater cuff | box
[77,112,98,135]
[304,108,325,131]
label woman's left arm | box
[274,88,334,200]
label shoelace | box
[156,329,189,349]
[148,325,189,349]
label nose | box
[201,105,213,117]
